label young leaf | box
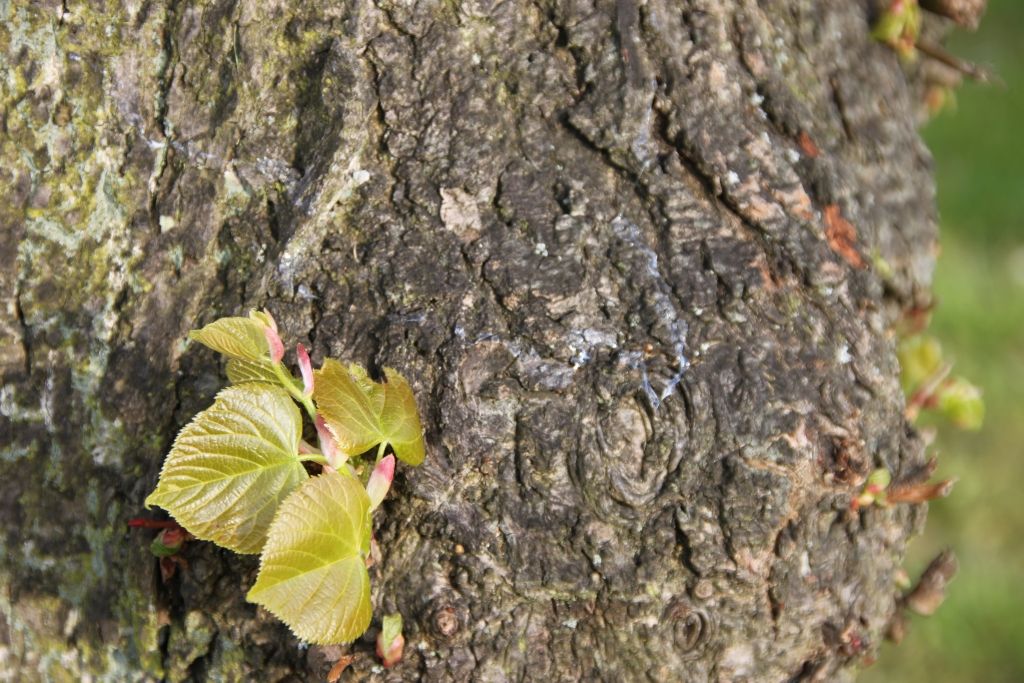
[247,472,373,644]
[313,360,383,456]
[144,384,307,554]
[347,363,386,411]
[313,361,425,465]
[226,358,280,385]
[189,310,274,362]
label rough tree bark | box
[1,0,953,680]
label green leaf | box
[313,361,425,465]
[346,363,386,412]
[314,360,383,456]
[898,335,944,393]
[247,472,373,644]
[145,384,307,554]
[226,358,281,385]
[189,311,270,362]
[938,377,984,431]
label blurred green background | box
[866,1,1024,681]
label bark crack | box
[13,285,31,377]
[148,0,182,228]
[829,76,856,143]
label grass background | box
[865,2,1024,681]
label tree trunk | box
[1,0,944,680]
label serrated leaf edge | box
[144,382,306,554]
[314,362,425,464]
[246,473,373,644]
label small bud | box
[905,549,958,616]
[852,468,892,510]
[151,527,187,557]
[296,343,314,396]
[885,610,907,644]
[315,416,344,468]
[872,0,922,60]
[366,455,396,511]
[937,376,984,430]
[898,335,944,394]
[376,614,405,668]
[894,568,912,591]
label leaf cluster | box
[899,334,984,430]
[145,311,424,644]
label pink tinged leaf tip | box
[366,454,396,511]
[315,415,342,468]
[253,308,278,332]
[378,632,404,668]
[296,343,314,395]
[264,326,285,363]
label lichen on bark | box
[2,0,947,680]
